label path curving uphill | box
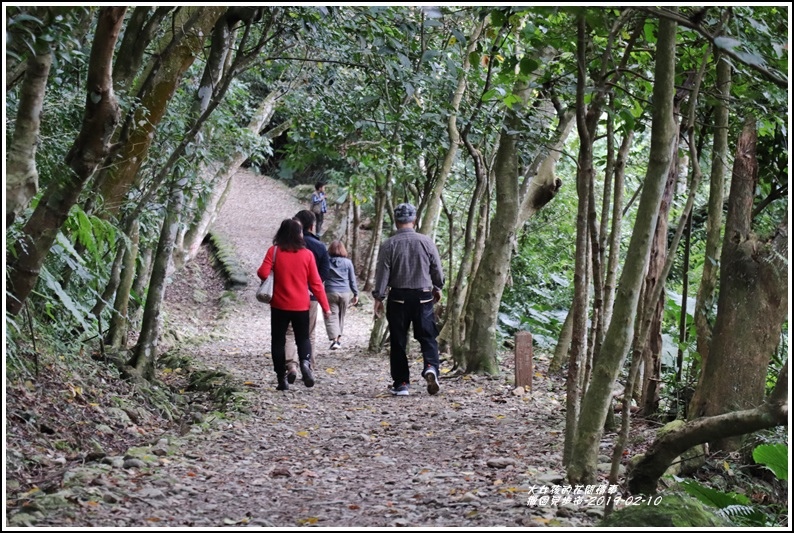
[32,169,600,528]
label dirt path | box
[33,170,602,527]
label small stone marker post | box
[515,330,533,392]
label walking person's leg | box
[308,299,319,362]
[292,310,314,387]
[284,325,299,383]
[412,291,441,395]
[386,291,411,394]
[336,292,351,343]
[270,308,291,390]
[325,293,342,349]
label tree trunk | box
[564,15,595,466]
[6,7,127,317]
[438,136,488,356]
[113,7,173,92]
[461,75,531,374]
[419,19,484,239]
[351,199,361,268]
[93,6,227,216]
[108,220,140,349]
[688,118,788,451]
[567,12,678,485]
[549,306,573,373]
[130,246,153,314]
[362,180,389,292]
[629,360,788,495]
[6,44,51,227]
[128,180,186,379]
[174,89,285,269]
[91,235,126,318]
[600,131,632,349]
[693,52,731,374]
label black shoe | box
[276,376,289,391]
[300,360,315,388]
[287,369,298,384]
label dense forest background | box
[4,5,790,526]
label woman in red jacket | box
[258,219,331,391]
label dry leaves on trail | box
[8,170,623,528]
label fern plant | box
[680,443,789,527]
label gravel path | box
[34,170,602,528]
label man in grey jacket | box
[372,203,444,397]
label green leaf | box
[619,109,635,132]
[752,443,788,480]
[55,231,86,265]
[450,27,467,48]
[519,56,539,75]
[643,20,656,44]
[680,479,750,509]
[39,266,93,333]
[421,50,440,63]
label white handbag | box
[256,247,277,303]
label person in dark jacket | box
[372,203,444,397]
[283,210,331,383]
[258,219,330,391]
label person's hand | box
[432,287,442,304]
[323,310,332,318]
[373,299,384,319]
[351,295,359,306]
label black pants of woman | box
[271,308,311,379]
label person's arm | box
[257,246,274,280]
[348,259,359,304]
[429,241,445,290]
[371,243,389,317]
[307,254,331,314]
[318,248,331,281]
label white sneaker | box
[424,367,440,395]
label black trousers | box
[386,288,439,385]
[271,308,311,378]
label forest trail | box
[32,170,600,528]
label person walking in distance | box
[258,219,331,391]
[310,182,328,236]
[284,210,330,384]
[323,240,359,350]
[372,203,444,396]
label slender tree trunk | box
[91,237,126,318]
[351,199,361,268]
[6,44,51,226]
[438,138,487,354]
[567,12,678,485]
[694,52,731,375]
[600,131,632,347]
[363,180,389,292]
[108,220,140,349]
[128,180,186,379]
[130,246,153,314]
[549,307,573,373]
[564,16,596,467]
[419,19,484,239]
[6,7,127,317]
